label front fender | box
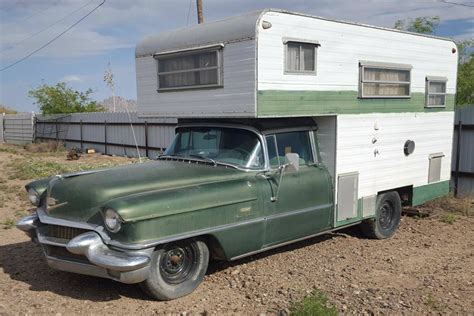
[102,176,264,248]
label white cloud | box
[61,75,83,83]
[0,0,471,64]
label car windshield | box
[164,127,264,169]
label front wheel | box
[361,191,401,239]
[140,239,209,300]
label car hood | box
[40,160,243,223]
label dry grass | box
[413,195,473,225]
[24,141,66,153]
[423,195,473,217]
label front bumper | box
[16,212,152,284]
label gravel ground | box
[0,144,473,314]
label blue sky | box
[0,0,473,112]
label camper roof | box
[135,9,455,58]
[135,10,263,58]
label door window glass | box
[274,131,314,166]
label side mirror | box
[284,153,300,173]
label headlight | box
[28,188,40,206]
[104,208,122,233]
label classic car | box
[16,119,402,300]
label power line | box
[439,0,474,7]
[0,0,105,72]
[6,0,96,49]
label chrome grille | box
[44,245,90,263]
[47,225,88,240]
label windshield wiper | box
[159,154,239,169]
[189,154,217,166]
[158,154,184,159]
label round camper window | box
[404,140,415,156]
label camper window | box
[425,76,447,107]
[156,48,222,91]
[284,41,318,74]
[359,61,412,98]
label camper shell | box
[136,8,457,226]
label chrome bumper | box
[16,213,152,284]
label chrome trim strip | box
[108,203,333,250]
[36,208,96,230]
[108,216,266,250]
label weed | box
[440,213,456,224]
[1,218,15,229]
[0,146,19,155]
[7,159,122,180]
[290,290,338,316]
[425,293,444,311]
[24,141,66,154]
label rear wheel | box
[361,192,401,239]
[140,239,209,300]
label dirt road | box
[0,145,473,314]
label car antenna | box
[104,63,142,162]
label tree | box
[456,53,474,105]
[394,17,473,106]
[0,105,18,114]
[394,16,440,34]
[28,82,105,115]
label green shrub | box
[290,290,338,316]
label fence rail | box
[1,113,35,144]
[35,112,177,159]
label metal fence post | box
[454,120,462,197]
[55,118,59,142]
[104,120,108,155]
[145,121,149,158]
[80,119,83,150]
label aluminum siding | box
[137,40,257,117]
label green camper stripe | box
[257,90,455,116]
[412,181,450,206]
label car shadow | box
[0,226,363,302]
[0,240,150,302]
[207,225,364,274]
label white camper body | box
[135,9,457,226]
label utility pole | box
[196,0,204,24]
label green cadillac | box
[16,119,401,300]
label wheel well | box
[379,185,413,206]
[197,234,227,260]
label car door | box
[262,130,333,247]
